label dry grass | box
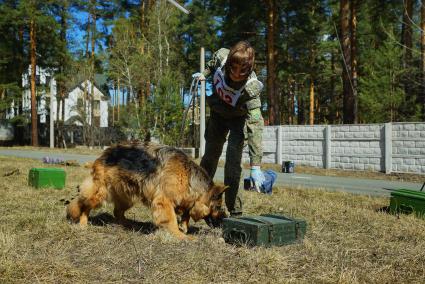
[261,163,425,184]
[1,155,425,283]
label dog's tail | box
[66,176,108,225]
[66,198,82,222]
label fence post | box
[277,126,282,165]
[384,123,392,174]
[325,125,331,169]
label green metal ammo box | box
[28,168,66,189]
[222,214,307,247]
[389,189,425,218]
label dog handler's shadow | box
[88,212,202,236]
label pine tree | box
[359,36,405,122]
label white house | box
[65,80,109,127]
[7,66,109,128]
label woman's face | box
[228,63,249,82]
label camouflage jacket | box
[202,48,264,165]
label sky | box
[68,1,209,107]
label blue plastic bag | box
[261,170,277,194]
[243,170,277,195]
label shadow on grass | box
[375,206,390,214]
[89,212,202,235]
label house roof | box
[67,74,110,97]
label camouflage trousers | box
[200,112,245,215]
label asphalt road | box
[0,149,423,197]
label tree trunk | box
[60,4,68,123]
[402,0,413,116]
[340,0,354,124]
[90,4,96,144]
[18,26,24,117]
[401,0,415,118]
[421,0,425,119]
[330,51,336,123]
[112,84,115,127]
[309,79,314,125]
[350,0,358,123]
[266,0,279,125]
[117,79,120,121]
[298,87,305,125]
[403,0,413,67]
[30,18,38,146]
[288,79,294,125]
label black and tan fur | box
[66,142,227,240]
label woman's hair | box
[224,41,255,79]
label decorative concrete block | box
[332,156,341,162]
[416,124,425,131]
[363,132,374,138]
[353,132,363,138]
[408,165,420,173]
[400,165,410,172]
[334,132,344,138]
[307,132,315,138]
[359,141,369,148]
[404,124,415,131]
[416,141,425,148]
[342,163,354,170]
[403,158,415,165]
[397,147,409,155]
[354,164,365,170]
[400,131,409,138]
[341,157,350,163]
[408,148,421,155]
[263,141,276,151]
[408,131,421,138]
[370,141,380,148]
[404,140,415,148]
[392,124,402,131]
[392,157,403,164]
[344,132,354,138]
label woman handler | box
[193,41,265,216]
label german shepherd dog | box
[66,142,227,240]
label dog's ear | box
[212,185,229,200]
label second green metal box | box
[28,168,66,189]
[389,189,425,218]
[222,214,307,247]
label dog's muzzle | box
[204,208,227,228]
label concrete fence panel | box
[218,122,425,175]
